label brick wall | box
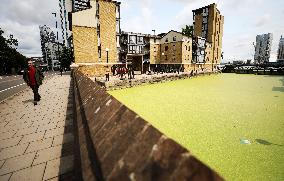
[73,69,224,180]
[160,42,182,64]
[78,65,111,77]
[150,43,161,64]
[72,26,99,63]
[99,0,117,63]
[182,41,192,64]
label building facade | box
[39,25,63,70]
[120,31,152,72]
[192,3,224,68]
[254,33,273,64]
[277,35,284,62]
[71,0,121,75]
[150,30,192,69]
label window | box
[165,55,168,60]
[188,46,190,51]
[185,45,187,50]
[165,46,168,51]
[165,38,168,42]
[138,36,143,43]
[173,36,176,41]
[129,35,136,44]
[173,44,176,51]
[98,48,101,58]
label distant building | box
[119,31,152,72]
[150,30,192,71]
[192,3,224,67]
[254,33,273,64]
[192,36,206,63]
[277,35,284,62]
[39,25,62,70]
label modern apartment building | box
[254,33,273,64]
[277,35,284,62]
[70,0,121,75]
[119,31,152,72]
[192,3,224,69]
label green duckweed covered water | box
[108,74,284,180]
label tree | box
[0,28,26,75]
[182,25,194,37]
[59,47,73,70]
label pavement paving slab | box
[9,163,46,181]
[0,143,29,161]
[0,74,74,180]
[43,155,74,181]
[0,173,11,181]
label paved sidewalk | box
[0,74,75,181]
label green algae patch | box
[108,74,284,181]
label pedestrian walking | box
[23,59,44,105]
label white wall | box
[72,1,97,27]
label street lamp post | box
[52,12,59,71]
[105,48,110,81]
[106,48,109,63]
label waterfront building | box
[150,30,192,70]
[119,31,153,73]
[277,35,284,62]
[254,33,273,64]
[192,3,224,69]
[71,0,121,76]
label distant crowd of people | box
[105,65,135,81]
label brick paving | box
[0,73,75,181]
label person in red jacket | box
[23,59,44,105]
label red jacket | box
[28,66,36,86]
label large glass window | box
[129,35,136,44]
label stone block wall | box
[99,0,117,63]
[72,26,99,63]
[160,42,182,64]
[73,69,224,180]
[150,44,161,64]
[182,41,192,64]
[78,65,112,77]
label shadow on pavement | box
[57,72,82,181]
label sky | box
[0,0,283,62]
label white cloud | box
[255,14,271,27]
[120,0,154,34]
[0,0,60,57]
[1,0,283,60]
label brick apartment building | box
[71,0,121,76]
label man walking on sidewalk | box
[23,59,44,105]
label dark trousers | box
[31,85,40,101]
